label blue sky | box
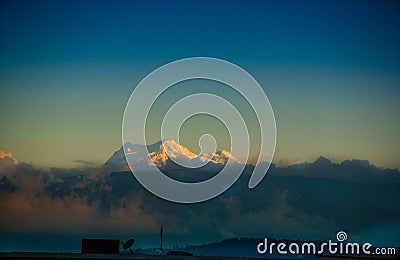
[0,0,399,167]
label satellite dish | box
[122,239,134,254]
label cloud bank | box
[0,153,399,251]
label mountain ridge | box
[104,140,239,172]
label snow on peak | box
[149,140,240,167]
[104,140,240,171]
[212,150,240,164]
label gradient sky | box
[0,0,399,168]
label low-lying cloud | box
[1,155,399,250]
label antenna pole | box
[160,225,163,251]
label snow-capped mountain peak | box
[155,139,196,158]
[104,140,240,171]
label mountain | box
[104,142,159,171]
[104,140,240,172]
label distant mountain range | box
[104,140,240,172]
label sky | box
[0,0,399,168]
